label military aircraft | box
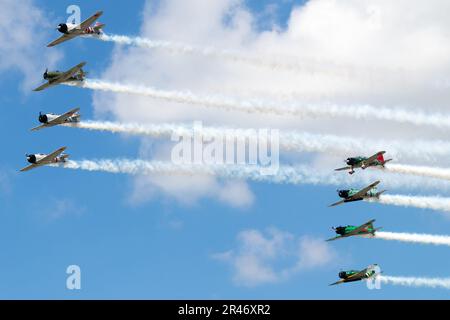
[329,181,386,207]
[335,151,392,175]
[326,219,382,242]
[20,147,69,172]
[30,108,80,132]
[33,62,87,92]
[47,11,105,47]
[330,264,381,286]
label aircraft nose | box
[26,154,36,164]
[338,190,347,198]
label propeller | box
[43,68,48,79]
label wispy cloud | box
[212,228,335,287]
[38,198,85,221]
[0,0,61,91]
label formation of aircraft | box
[31,108,80,132]
[329,180,386,207]
[27,9,395,289]
[20,147,69,172]
[33,62,87,92]
[26,12,103,172]
[335,151,392,175]
[47,11,105,47]
[330,264,381,286]
[326,219,381,242]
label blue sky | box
[1,0,450,299]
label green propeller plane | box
[335,151,392,175]
[330,264,381,286]
[329,180,386,207]
[326,219,382,242]
[33,62,87,92]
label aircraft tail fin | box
[94,22,106,33]
[371,227,382,236]
[376,190,387,198]
[377,153,385,163]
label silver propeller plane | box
[33,62,87,92]
[47,11,105,47]
[20,147,69,172]
[31,108,80,132]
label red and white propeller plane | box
[20,147,69,172]
[47,11,105,47]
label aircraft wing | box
[326,235,344,242]
[79,11,103,30]
[38,147,67,165]
[365,151,386,165]
[346,219,376,236]
[60,62,87,82]
[47,107,80,126]
[329,279,346,286]
[30,124,52,132]
[33,82,53,92]
[329,199,346,207]
[349,181,381,200]
[334,166,352,172]
[359,219,376,230]
[47,33,77,48]
[20,163,41,172]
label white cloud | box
[129,173,254,208]
[41,198,85,221]
[213,228,335,287]
[93,0,450,206]
[0,0,61,91]
[124,138,255,208]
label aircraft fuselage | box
[38,113,80,124]
[26,153,68,165]
[338,188,379,200]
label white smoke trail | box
[378,275,450,290]
[386,164,450,181]
[371,194,450,213]
[69,121,450,164]
[98,34,350,76]
[57,160,450,213]
[375,231,450,247]
[66,79,450,129]
[69,121,388,157]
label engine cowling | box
[339,271,348,279]
[58,23,69,34]
[39,113,48,124]
[338,190,350,198]
[335,226,346,236]
[27,154,37,164]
